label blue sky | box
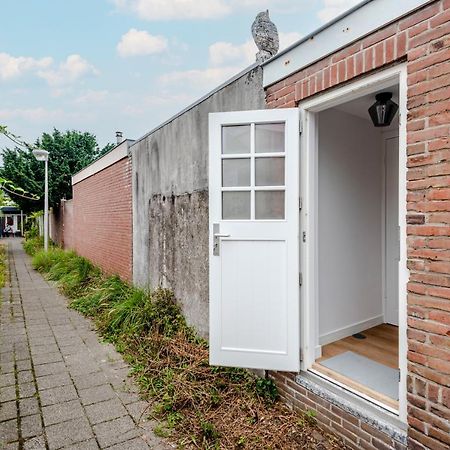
[0,0,359,149]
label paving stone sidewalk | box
[0,239,172,450]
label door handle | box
[213,224,230,256]
[213,233,230,256]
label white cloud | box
[208,31,302,68]
[38,54,98,87]
[0,53,53,80]
[122,92,195,116]
[318,0,361,23]
[0,53,98,88]
[159,66,240,90]
[208,41,255,67]
[160,31,302,94]
[230,0,302,10]
[112,0,308,20]
[74,90,109,104]
[0,107,63,122]
[117,29,168,57]
[143,92,195,106]
[112,0,230,20]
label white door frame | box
[383,131,400,327]
[298,64,408,422]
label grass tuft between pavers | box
[0,243,6,287]
[29,244,346,450]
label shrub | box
[23,236,44,256]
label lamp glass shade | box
[32,149,49,161]
[368,92,399,127]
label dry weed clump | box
[31,246,347,449]
[122,330,345,449]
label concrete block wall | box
[61,199,74,251]
[132,66,265,337]
[266,1,450,449]
[49,207,63,246]
[72,157,132,281]
[48,200,74,250]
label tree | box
[0,191,18,208]
[0,128,113,212]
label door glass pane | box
[255,191,285,219]
[255,123,285,153]
[222,159,250,187]
[223,191,250,219]
[222,125,250,154]
[255,157,285,186]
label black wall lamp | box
[368,92,399,127]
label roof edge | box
[262,0,374,68]
[72,139,134,185]
[262,0,433,87]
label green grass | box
[0,244,6,287]
[29,246,344,450]
[23,236,44,256]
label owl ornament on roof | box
[251,10,280,63]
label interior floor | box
[313,324,399,409]
[318,324,398,368]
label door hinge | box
[302,231,306,243]
[300,348,303,362]
[299,120,303,134]
[299,273,303,286]
[299,197,302,211]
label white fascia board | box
[72,139,134,185]
[263,0,432,87]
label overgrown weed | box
[30,246,345,449]
[23,236,45,256]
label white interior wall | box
[318,108,383,345]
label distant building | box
[0,206,25,236]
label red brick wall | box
[72,157,132,282]
[266,1,450,449]
[269,371,407,450]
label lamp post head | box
[32,148,49,162]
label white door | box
[385,136,399,326]
[209,109,300,371]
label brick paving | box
[0,239,171,450]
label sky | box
[0,0,360,150]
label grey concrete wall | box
[62,199,75,251]
[49,207,62,246]
[132,66,265,337]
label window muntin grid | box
[221,122,286,220]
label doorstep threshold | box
[311,362,399,411]
[296,370,407,446]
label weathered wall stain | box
[149,191,209,336]
[132,65,265,336]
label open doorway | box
[300,67,407,418]
[313,87,400,409]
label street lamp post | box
[32,149,49,251]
